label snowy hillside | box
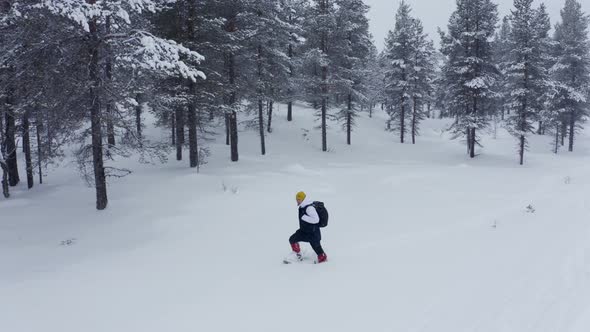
[2,104,590,332]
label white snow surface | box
[2,104,590,332]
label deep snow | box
[1,104,590,332]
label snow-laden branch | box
[119,31,206,82]
[35,0,174,32]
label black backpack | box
[312,201,329,228]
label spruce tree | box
[550,0,590,153]
[333,0,373,145]
[504,0,552,165]
[439,0,498,158]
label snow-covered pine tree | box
[333,0,372,145]
[383,1,415,144]
[503,0,552,165]
[0,1,19,189]
[433,51,451,119]
[364,44,384,118]
[493,16,512,121]
[150,0,221,168]
[383,2,433,144]
[302,0,337,152]
[532,4,554,135]
[439,0,498,158]
[18,0,205,210]
[550,0,590,153]
[408,19,435,145]
[246,0,296,154]
[1,2,90,193]
[283,0,306,122]
[218,0,251,162]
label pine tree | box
[247,0,296,154]
[408,19,435,145]
[364,44,383,118]
[303,0,337,152]
[220,0,248,162]
[532,4,554,135]
[283,0,306,122]
[333,0,373,145]
[17,0,206,209]
[0,1,19,188]
[439,0,498,158]
[383,1,414,143]
[383,1,433,144]
[504,0,552,165]
[152,0,220,168]
[493,16,513,121]
[550,0,589,153]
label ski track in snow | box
[1,104,590,332]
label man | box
[285,191,328,264]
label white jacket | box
[299,198,319,224]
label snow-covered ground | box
[2,104,590,332]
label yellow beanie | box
[296,191,306,201]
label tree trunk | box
[229,110,239,162]
[568,110,575,152]
[36,120,43,184]
[560,120,566,146]
[187,103,198,168]
[321,97,327,152]
[259,99,265,155]
[171,111,176,146]
[88,9,108,210]
[4,105,19,187]
[287,33,294,122]
[0,162,8,198]
[0,106,8,197]
[227,44,239,161]
[105,16,115,148]
[400,103,405,144]
[259,34,266,133]
[225,113,230,145]
[22,112,33,189]
[470,128,476,158]
[554,123,559,154]
[412,97,417,145]
[185,2,198,168]
[347,93,352,145]
[518,135,525,165]
[175,107,184,161]
[106,103,115,147]
[469,95,477,159]
[321,67,328,152]
[467,128,471,155]
[320,0,328,152]
[187,83,199,168]
[267,100,273,133]
[135,93,143,143]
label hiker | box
[285,191,328,264]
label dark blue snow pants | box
[289,228,324,256]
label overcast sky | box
[364,0,583,50]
